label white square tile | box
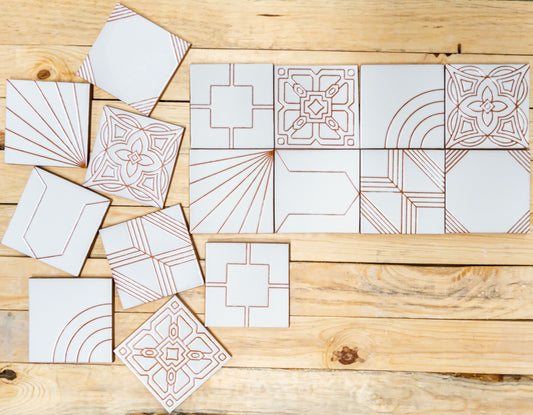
[115,296,230,413]
[274,149,359,233]
[205,242,289,328]
[100,204,203,309]
[445,150,530,233]
[189,149,274,233]
[275,65,358,148]
[361,150,445,234]
[190,64,274,149]
[29,277,113,363]
[360,65,444,149]
[446,64,529,149]
[77,3,190,116]
[5,80,90,167]
[84,106,184,208]
[2,168,110,275]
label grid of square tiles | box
[190,63,530,234]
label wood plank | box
[1,46,533,104]
[2,310,533,374]
[2,204,533,265]
[2,365,533,415]
[2,1,533,55]
[3,257,533,320]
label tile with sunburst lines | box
[5,80,90,167]
[189,149,274,233]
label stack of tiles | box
[190,63,530,234]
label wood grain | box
[2,364,533,415]
[1,0,533,55]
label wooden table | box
[1,1,533,413]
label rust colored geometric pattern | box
[445,64,529,149]
[115,296,230,413]
[205,242,289,328]
[5,80,90,167]
[361,150,445,234]
[190,64,274,149]
[275,149,360,233]
[76,3,190,116]
[275,66,358,148]
[99,204,203,310]
[445,149,530,233]
[189,149,274,233]
[2,167,110,276]
[84,106,184,208]
[29,278,113,363]
[360,65,444,149]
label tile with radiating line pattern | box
[445,149,530,233]
[76,3,190,116]
[360,149,445,234]
[5,79,90,167]
[29,277,113,363]
[99,204,203,310]
[189,149,274,234]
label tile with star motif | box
[115,296,230,413]
[84,106,184,208]
[445,64,529,149]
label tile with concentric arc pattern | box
[100,204,203,310]
[189,149,274,233]
[76,3,190,116]
[29,278,113,363]
[115,296,230,413]
[5,80,90,167]
[84,106,184,208]
[360,64,445,149]
[445,64,530,149]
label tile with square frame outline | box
[360,64,445,149]
[205,242,289,328]
[190,63,274,149]
[99,204,203,310]
[360,149,445,234]
[274,65,359,149]
[2,167,110,276]
[5,80,90,167]
[76,3,190,116]
[275,149,360,233]
[445,149,530,233]
[29,277,113,363]
[445,64,529,149]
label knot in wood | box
[0,369,17,381]
[37,69,51,80]
[331,346,360,365]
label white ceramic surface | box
[205,242,289,328]
[100,204,203,309]
[29,277,113,363]
[115,296,230,413]
[2,168,109,275]
[5,80,90,167]
[360,150,445,234]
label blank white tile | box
[361,150,445,234]
[115,296,230,413]
[205,242,289,328]
[29,278,113,363]
[190,64,274,149]
[5,80,90,167]
[100,204,203,309]
[275,149,359,233]
[275,65,359,148]
[84,106,184,208]
[77,3,190,116]
[2,168,109,276]
[446,150,530,233]
[360,65,444,149]
[446,64,529,149]
[189,149,274,233]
